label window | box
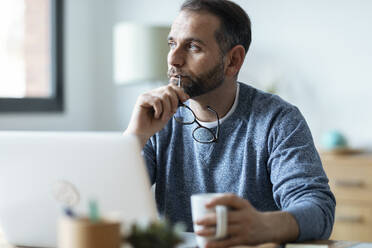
[0,0,63,112]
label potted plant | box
[124,220,185,248]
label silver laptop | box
[0,131,159,247]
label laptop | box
[0,131,161,247]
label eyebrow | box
[167,36,207,46]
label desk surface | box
[0,229,363,248]
[227,241,358,248]
[0,239,361,248]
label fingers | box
[206,193,247,209]
[196,211,241,226]
[161,93,172,121]
[152,99,163,119]
[195,226,216,237]
[171,84,190,103]
[195,211,242,238]
[195,212,216,226]
[139,84,190,120]
[205,236,242,248]
[196,223,241,237]
[166,88,180,113]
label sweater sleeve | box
[267,106,336,241]
[142,136,157,185]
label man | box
[124,0,335,247]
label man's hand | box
[195,194,299,248]
[124,84,190,148]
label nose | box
[168,45,185,68]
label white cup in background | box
[191,193,228,248]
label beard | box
[167,59,225,98]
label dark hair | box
[181,0,252,55]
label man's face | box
[167,11,226,98]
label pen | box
[177,76,183,107]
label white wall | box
[1,0,372,148]
[237,0,372,147]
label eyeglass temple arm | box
[207,106,220,141]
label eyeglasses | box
[174,103,220,144]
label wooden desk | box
[228,240,358,248]
[0,234,361,248]
[0,228,364,248]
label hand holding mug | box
[193,193,270,248]
[191,193,229,248]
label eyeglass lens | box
[174,105,218,143]
[193,127,216,143]
[174,105,195,124]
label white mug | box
[191,193,228,248]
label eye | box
[168,41,176,49]
[188,43,200,51]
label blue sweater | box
[143,82,335,241]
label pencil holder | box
[58,217,121,248]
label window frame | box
[0,0,64,113]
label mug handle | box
[215,205,228,239]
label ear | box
[224,45,246,77]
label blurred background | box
[1,0,372,149]
[2,0,372,242]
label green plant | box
[124,220,184,248]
